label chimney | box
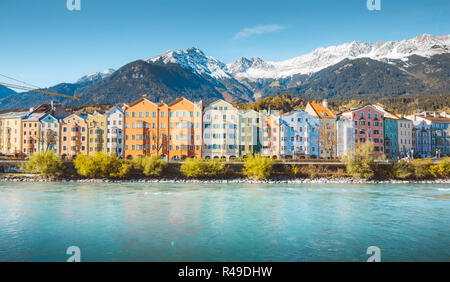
[322,99,328,108]
[142,94,147,98]
[29,107,34,113]
[434,112,439,117]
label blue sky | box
[0,0,448,88]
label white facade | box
[202,100,239,159]
[280,110,319,159]
[397,118,414,158]
[336,116,354,157]
[106,106,124,157]
[39,115,60,154]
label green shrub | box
[74,152,130,179]
[429,157,450,179]
[290,165,301,177]
[412,158,433,179]
[342,142,379,179]
[22,151,65,179]
[180,158,228,179]
[391,160,414,179]
[134,155,167,177]
[242,155,274,180]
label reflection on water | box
[0,182,449,262]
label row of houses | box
[0,97,449,160]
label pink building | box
[342,105,385,153]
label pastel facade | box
[336,116,354,157]
[305,101,337,159]
[261,110,281,159]
[384,118,399,160]
[22,113,47,156]
[408,114,450,157]
[39,115,60,154]
[0,111,28,155]
[168,98,203,160]
[124,96,203,160]
[202,100,239,159]
[88,112,107,155]
[239,110,262,157]
[342,105,385,153]
[124,97,161,160]
[60,114,88,159]
[105,106,124,157]
[397,118,414,158]
[280,110,319,159]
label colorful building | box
[60,114,88,159]
[124,96,203,160]
[261,110,281,159]
[383,117,399,159]
[398,118,414,158]
[280,110,319,159]
[239,109,262,157]
[87,112,107,155]
[305,100,337,159]
[167,98,203,160]
[336,116,354,157]
[202,100,239,159]
[342,105,385,153]
[408,113,450,157]
[39,115,61,154]
[105,106,124,157]
[0,111,28,155]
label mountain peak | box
[77,68,115,83]
[148,47,231,79]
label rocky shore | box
[0,174,449,184]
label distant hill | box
[0,86,16,99]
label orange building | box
[124,96,203,160]
[60,114,88,159]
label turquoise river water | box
[0,182,449,262]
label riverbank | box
[1,174,449,184]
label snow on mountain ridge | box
[228,33,450,80]
[147,47,231,79]
[77,68,115,83]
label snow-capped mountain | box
[228,34,450,80]
[148,47,231,79]
[77,68,116,83]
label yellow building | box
[87,112,107,155]
[0,111,29,155]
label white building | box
[105,106,124,157]
[202,100,240,159]
[336,116,354,157]
[280,110,319,159]
[397,118,414,158]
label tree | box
[342,142,379,179]
[318,119,337,159]
[22,151,65,179]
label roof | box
[23,112,48,121]
[418,115,450,122]
[0,111,29,119]
[373,105,400,119]
[308,102,336,118]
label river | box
[0,182,449,261]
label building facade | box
[39,115,60,154]
[305,101,337,159]
[384,117,399,160]
[397,118,414,158]
[280,110,319,159]
[408,114,450,157]
[336,116,354,157]
[105,106,124,157]
[260,110,280,159]
[87,112,107,155]
[342,105,385,153]
[239,110,262,157]
[0,111,28,155]
[60,114,88,159]
[202,100,239,159]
